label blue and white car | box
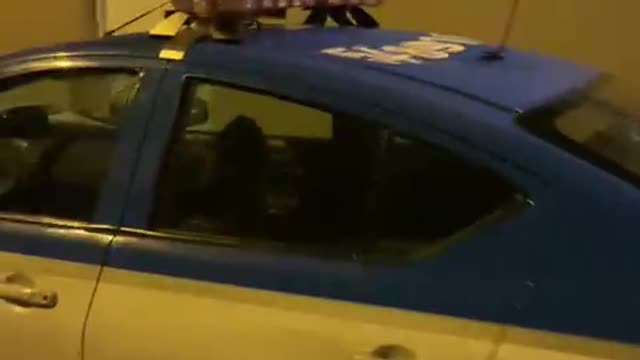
[0,4,639,360]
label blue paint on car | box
[0,26,638,346]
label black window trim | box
[0,213,119,232]
[0,57,146,82]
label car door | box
[0,57,162,360]
[83,63,550,360]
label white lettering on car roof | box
[321,34,480,65]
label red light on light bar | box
[171,0,382,17]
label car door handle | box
[356,345,416,360]
[0,272,58,309]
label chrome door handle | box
[0,273,58,309]
[356,345,416,360]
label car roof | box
[1,27,601,113]
[0,34,165,63]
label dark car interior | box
[154,101,519,254]
[0,86,518,256]
[0,105,115,222]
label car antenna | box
[103,1,170,37]
[482,0,520,60]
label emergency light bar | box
[149,0,382,61]
[171,0,382,17]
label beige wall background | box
[1,1,637,111]
[0,0,97,54]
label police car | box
[0,0,639,359]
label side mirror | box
[186,97,209,127]
[0,105,51,138]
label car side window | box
[0,68,140,222]
[152,80,522,257]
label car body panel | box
[0,26,638,359]
[1,28,602,114]
[86,262,640,360]
[183,28,602,113]
[82,52,640,360]
[0,56,165,359]
[0,240,106,360]
[0,34,166,66]
[86,257,502,360]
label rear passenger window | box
[152,80,523,257]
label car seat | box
[207,114,269,235]
[293,115,380,241]
[0,106,52,214]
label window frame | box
[0,56,161,227]
[139,75,533,262]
